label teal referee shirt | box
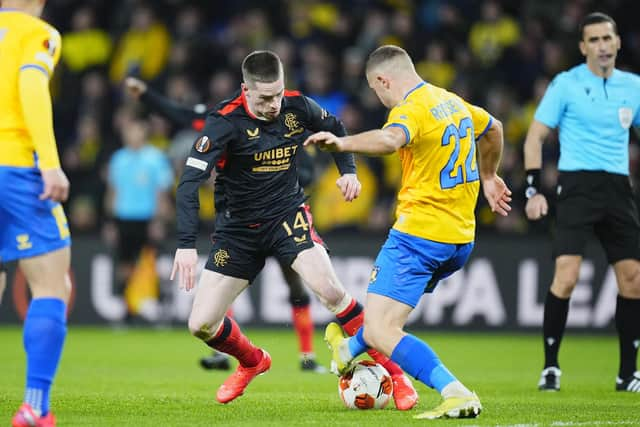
[535,63,640,175]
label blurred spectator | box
[416,41,456,89]
[341,47,367,97]
[62,114,106,233]
[303,67,347,117]
[354,8,388,54]
[109,4,171,84]
[468,0,521,67]
[381,8,418,55]
[78,71,113,133]
[207,70,238,105]
[61,6,112,73]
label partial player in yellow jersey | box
[1,1,71,426]
[305,45,511,420]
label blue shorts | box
[0,167,71,262]
[367,229,473,308]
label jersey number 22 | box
[440,117,479,189]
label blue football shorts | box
[367,229,474,308]
[0,166,71,262]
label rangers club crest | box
[213,249,230,267]
[283,113,304,138]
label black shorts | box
[553,171,640,263]
[116,219,150,264]
[205,205,326,282]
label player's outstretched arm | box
[477,118,512,216]
[304,126,405,155]
[125,76,206,128]
[523,120,552,220]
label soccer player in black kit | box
[125,76,327,373]
[170,50,418,407]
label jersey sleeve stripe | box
[476,116,493,141]
[19,64,49,77]
[385,123,410,145]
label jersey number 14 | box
[440,117,479,190]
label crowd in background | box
[42,0,640,241]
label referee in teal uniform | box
[523,12,640,392]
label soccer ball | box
[338,361,393,409]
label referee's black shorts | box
[553,170,640,263]
[115,219,150,264]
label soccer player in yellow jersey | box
[1,1,71,426]
[305,45,512,420]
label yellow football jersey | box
[0,10,61,167]
[384,82,492,243]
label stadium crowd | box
[42,0,640,238]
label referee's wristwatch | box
[525,186,538,199]
[524,168,541,200]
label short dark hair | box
[366,45,410,72]
[579,12,618,39]
[241,51,283,85]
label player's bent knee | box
[613,260,640,297]
[551,266,579,297]
[188,317,222,340]
[619,270,640,298]
[325,291,347,311]
[20,247,72,301]
[550,277,577,298]
[308,280,345,309]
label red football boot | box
[12,403,56,427]
[216,349,272,403]
[392,373,419,410]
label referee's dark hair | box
[579,12,618,39]
[241,50,283,86]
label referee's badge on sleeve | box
[618,107,632,129]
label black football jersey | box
[176,89,356,248]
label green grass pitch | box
[0,327,637,426]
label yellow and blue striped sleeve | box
[383,101,420,146]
